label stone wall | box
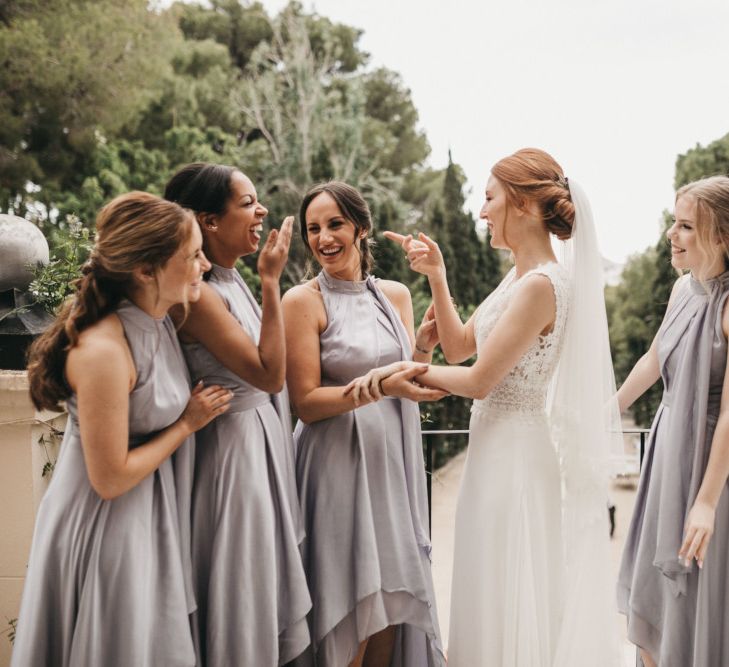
[0,371,65,667]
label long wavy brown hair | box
[27,192,194,411]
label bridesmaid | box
[617,176,729,666]
[13,192,231,666]
[282,181,447,667]
[164,163,311,666]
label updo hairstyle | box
[491,148,574,240]
[163,162,237,219]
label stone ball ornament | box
[0,214,50,292]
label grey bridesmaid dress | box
[12,300,197,667]
[618,272,729,666]
[294,271,445,667]
[182,264,311,666]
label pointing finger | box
[418,232,439,250]
[383,231,407,246]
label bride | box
[379,148,623,666]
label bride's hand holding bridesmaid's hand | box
[343,361,411,405]
[343,361,448,405]
[383,231,446,280]
[180,381,233,433]
[680,499,716,569]
[257,216,294,282]
[380,363,448,402]
[415,302,439,354]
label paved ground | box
[430,445,640,665]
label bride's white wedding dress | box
[448,261,570,667]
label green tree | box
[674,132,729,186]
[0,0,176,214]
[607,246,664,426]
[441,153,502,309]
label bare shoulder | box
[509,274,557,325]
[518,273,557,303]
[67,313,134,388]
[186,281,227,319]
[282,279,326,329]
[378,279,411,308]
[283,279,322,308]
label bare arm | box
[616,275,687,412]
[67,318,230,500]
[283,283,445,424]
[378,279,434,362]
[384,231,476,363]
[179,281,285,394]
[417,275,556,399]
[616,343,661,413]
[176,218,292,394]
[680,297,729,568]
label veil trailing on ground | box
[549,179,624,665]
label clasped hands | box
[343,361,448,406]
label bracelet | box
[415,344,432,355]
[378,379,387,397]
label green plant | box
[3,617,17,645]
[28,215,92,315]
[37,425,63,478]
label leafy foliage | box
[0,0,511,466]
[28,214,92,314]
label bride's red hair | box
[491,148,574,241]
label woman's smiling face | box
[214,171,269,258]
[480,175,510,250]
[304,191,364,279]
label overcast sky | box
[260,0,729,263]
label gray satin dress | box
[618,272,729,666]
[182,264,311,666]
[12,301,197,667]
[293,271,445,667]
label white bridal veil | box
[550,179,624,665]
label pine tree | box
[441,152,502,311]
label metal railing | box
[422,427,650,530]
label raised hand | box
[258,216,294,282]
[383,231,446,279]
[415,302,439,354]
[180,381,233,432]
[382,231,426,253]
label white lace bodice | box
[472,262,571,418]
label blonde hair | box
[27,192,194,410]
[676,176,729,275]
